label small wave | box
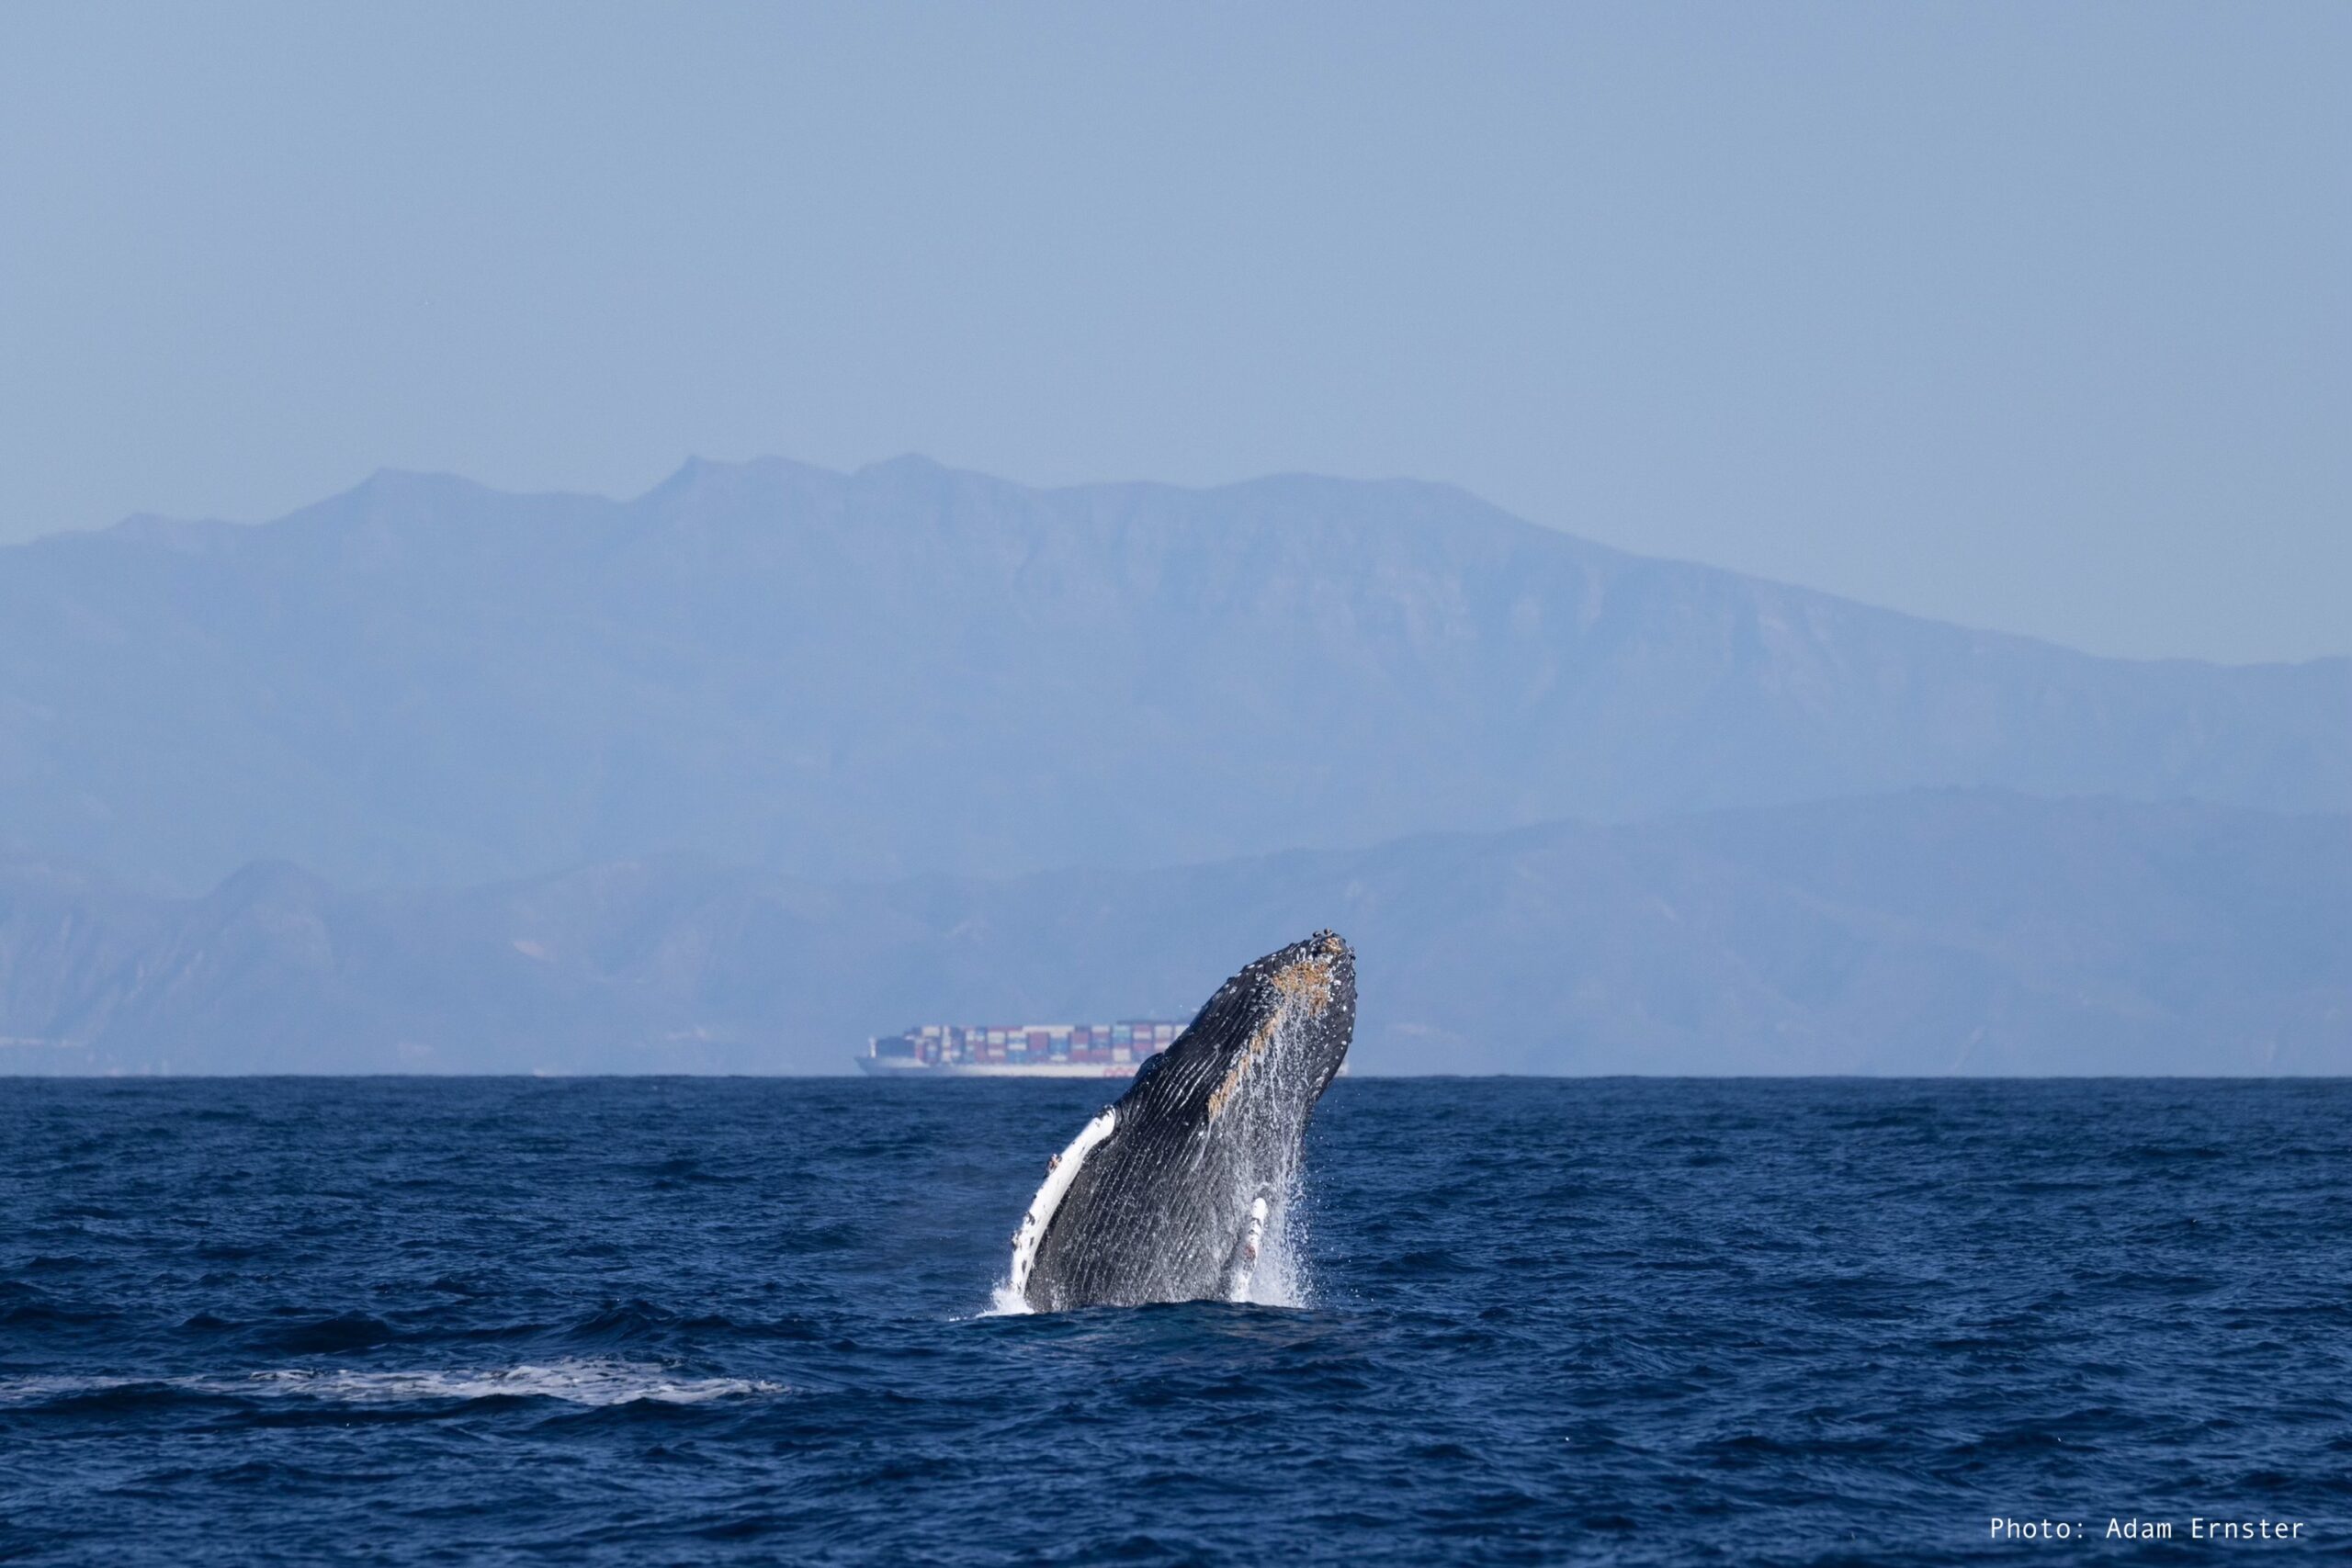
[249,1313,399,1354]
[0,1359,782,1408]
[561,1299,717,1345]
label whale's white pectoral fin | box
[1224,1195,1272,1303]
[1008,1108,1117,1303]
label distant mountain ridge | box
[3,791,2345,1076]
[0,457,2344,893]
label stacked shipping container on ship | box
[856,1019,1185,1077]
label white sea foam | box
[0,1358,781,1406]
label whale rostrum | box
[1008,931,1356,1311]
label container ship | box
[855,1019,1186,1077]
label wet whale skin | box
[1021,931,1355,1311]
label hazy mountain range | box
[2,457,2343,894]
[2,791,2344,1077]
[0,457,2344,1074]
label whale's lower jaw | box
[1013,932,1355,1312]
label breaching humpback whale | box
[1008,931,1355,1311]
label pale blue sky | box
[2,2,2345,662]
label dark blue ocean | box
[3,1079,2346,1565]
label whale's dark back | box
[1021,932,1355,1311]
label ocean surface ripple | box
[3,1078,2347,1564]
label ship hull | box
[854,1057,1138,1079]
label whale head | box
[1170,929,1356,1128]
